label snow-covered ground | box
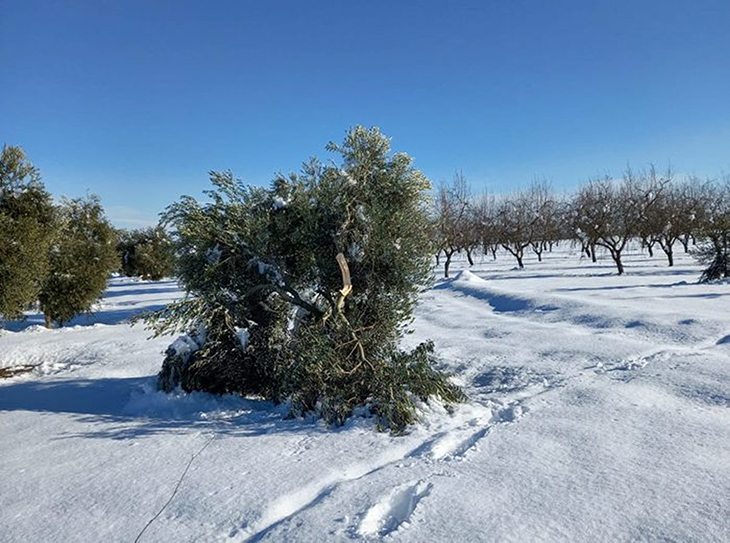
[2,246,729,542]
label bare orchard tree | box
[677,177,711,253]
[640,174,712,267]
[526,180,561,262]
[463,204,483,267]
[636,167,675,261]
[552,195,574,252]
[573,168,668,275]
[497,190,538,269]
[433,172,471,278]
[571,179,605,263]
[637,206,660,258]
[474,192,500,260]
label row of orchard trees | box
[0,145,174,328]
[433,168,730,280]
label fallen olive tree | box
[144,126,464,432]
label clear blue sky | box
[2,0,729,227]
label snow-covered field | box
[2,246,729,542]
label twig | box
[133,433,216,542]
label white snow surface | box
[2,249,730,542]
[235,328,250,350]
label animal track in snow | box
[358,481,432,537]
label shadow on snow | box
[101,280,180,298]
[2,304,169,332]
[1,279,181,332]
[0,376,321,440]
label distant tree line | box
[432,168,730,280]
[0,145,174,328]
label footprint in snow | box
[414,404,525,461]
[428,425,491,460]
[358,481,432,538]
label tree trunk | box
[444,250,454,278]
[647,243,654,258]
[502,244,525,269]
[665,247,674,267]
[466,248,474,267]
[610,250,624,275]
[491,246,497,260]
[590,244,597,263]
[435,251,440,266]
[680,237,690,253]
[44,314,52,329]
[532,243,543,262]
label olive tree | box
[0,145,56,323]
[39,196,119,326]
[147,127,464,432]
[117,226,175,280]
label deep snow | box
[1,247,729,542]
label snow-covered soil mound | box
[1,249,729,542]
